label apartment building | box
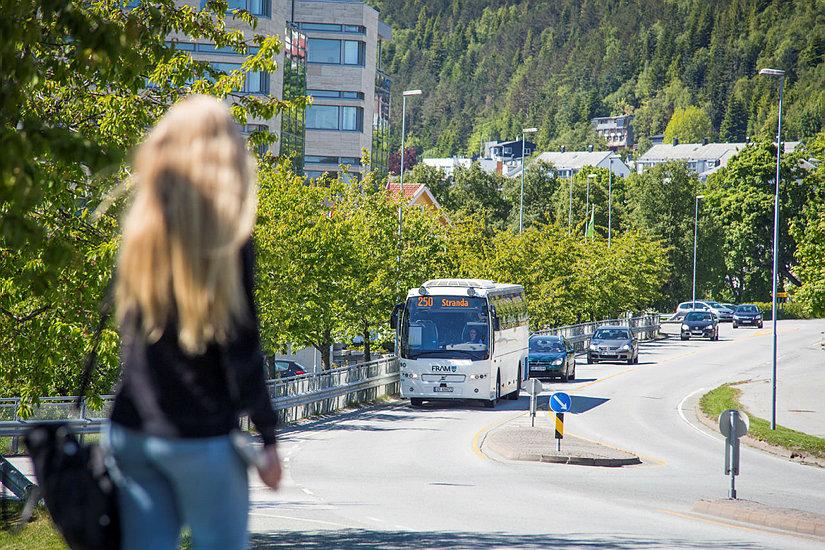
[294,0,392,179]
[166,0,390,178]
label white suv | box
[674,300,713,321]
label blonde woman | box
[108,95,281,550]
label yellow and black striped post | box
[554,413,564,451]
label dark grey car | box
[680,311,719,340]
[733,304,764,328]
[587,326,639,365]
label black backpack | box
[22,290,121,550]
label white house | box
[526,150,631,179]
[636,141,800,180]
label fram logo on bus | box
[431,365,458,373]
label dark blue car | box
[527,335,576,381]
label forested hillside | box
[371,0,825,156]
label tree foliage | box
[375,0,825,155]
[664,106,713,144]
[0,0,298,404]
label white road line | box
[677,387,720,442]
[365,516,383,523]
[301,487,314,496]
[248,512,351,528]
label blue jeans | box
[106,423,249,550]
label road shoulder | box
[693,498,825,539]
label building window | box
[307,89,364,99]
[239,124,269,156]
[209,62,269,95]
[307,38,365,66]
[281,25,307,174]
[306,105,363,131]
[200,0,270,17]
[372,69,391,175]
[306,105,340,130]
[305,156,362,166]
[299,23,366,34]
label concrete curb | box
[489,447,641,467]
[694,499,825,538]
[480,416,643,467]
[694,397,825,469]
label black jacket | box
[111,241,277,446]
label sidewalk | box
[736,332,825,438]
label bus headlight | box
[469,374,487,380]
[403,372,419,379]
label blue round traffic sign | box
[549,392,572,413]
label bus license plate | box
[434,387,454,392]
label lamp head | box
[759,68,785,77]
[522,127,538,133]
[403,89,423,96]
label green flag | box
[585,206,595,238]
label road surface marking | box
[248,512,351,528]
[301,487,314,496]
[471,411,528,460]
[677,387,721,442]
[657,508,814,540]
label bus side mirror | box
[390,303,403,328]
[492,315,501,331]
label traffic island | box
[693,499,825,538]
[481,414,641,467]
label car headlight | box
[552,358,563,366]
[589,344,597,350]
[621,344,631,351]
[681,324,689,330]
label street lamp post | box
[607,157,614,247]
[692,194,704,310]
[586,173,595,235]
[760,67,785,431]
[519,127,538,233]
[397,89,422,291]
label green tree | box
[407,162,450,206]
[719,94,748,142]
[446,162,510,230]
[0,0,294,405]
[664,106,713,144]
[703,142,810,301]
[502,160,559,231]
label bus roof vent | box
[422,279,496,289]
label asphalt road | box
[250,320,825,549]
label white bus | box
[391,279,529,407]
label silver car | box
[587,326,639,365]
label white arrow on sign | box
[551,394,569,411]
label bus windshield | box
[401,295,490,360]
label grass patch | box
[700,383,825,459]
[0,504,67,550]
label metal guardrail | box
[0,316,659,448]
[535,313,661,352]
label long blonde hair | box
[116,95,257,354]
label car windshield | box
[735,305,758,313]
[530,338,565,353]
[685,312,712,321]
[707,301,722,308]
[593,328,630,340]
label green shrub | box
[751,301,812,320]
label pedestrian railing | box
[0,315,659,449]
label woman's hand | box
[258,445,282,490]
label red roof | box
[385,182,424,199]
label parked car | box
[527,335,576,381]
[733,304,764,328]
[680,311,719,340]
[266,358,308,380]
[587,326,639,365]
[722,303,737,312]
[705,300,734,322]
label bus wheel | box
[410,398,423,407]
[507,366,522,400]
